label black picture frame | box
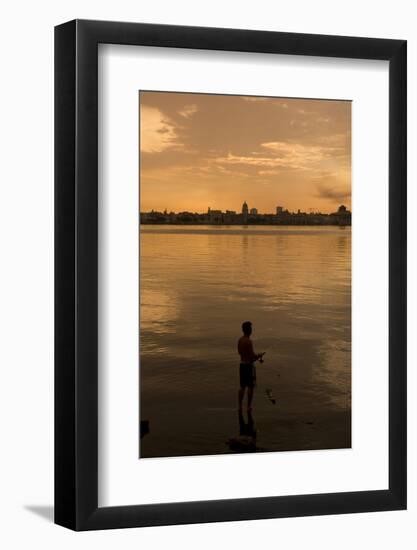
[55,19,407,531]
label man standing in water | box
[238,321,265,411]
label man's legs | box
[238,387,245,410]
[247,386,254,410]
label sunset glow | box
[140,92,351,214]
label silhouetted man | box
[237,321,265,411]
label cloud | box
[261,141,330,161]
[315,185,350,202]
[258,169,282,176]
[213,152,301,169]
[213,140,346,172]
[178,104,198,118]
[140,106,179,153]
[263,140,347,159]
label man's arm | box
[249,340,265,362]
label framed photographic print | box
[55,20,406,530]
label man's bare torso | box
[238,335,256,364]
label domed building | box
[331,204,351,226]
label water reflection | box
[140,225,351,458]
[227,411,257,453]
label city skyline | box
[140,91,351,214]
[140,201,351,226]
[140,200,350,216]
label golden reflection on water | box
[140,226,350,328]
[140,225,351,457]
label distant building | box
[330,204,351,226]
[276,206,283,215]
[224,210,237,224]
[208,207,223,223]
[242,201,249,223]
[250,208,258,215]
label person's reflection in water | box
[227,411,257,453]
[239,411,256,439]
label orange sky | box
[140,91,351,214]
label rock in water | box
[265,388,276,405]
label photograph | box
[139,91,352,458]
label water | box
[140,225,351,458]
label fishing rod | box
[255,352,277,405]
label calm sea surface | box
[140,225,351,458]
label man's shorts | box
[239,363,256,389]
